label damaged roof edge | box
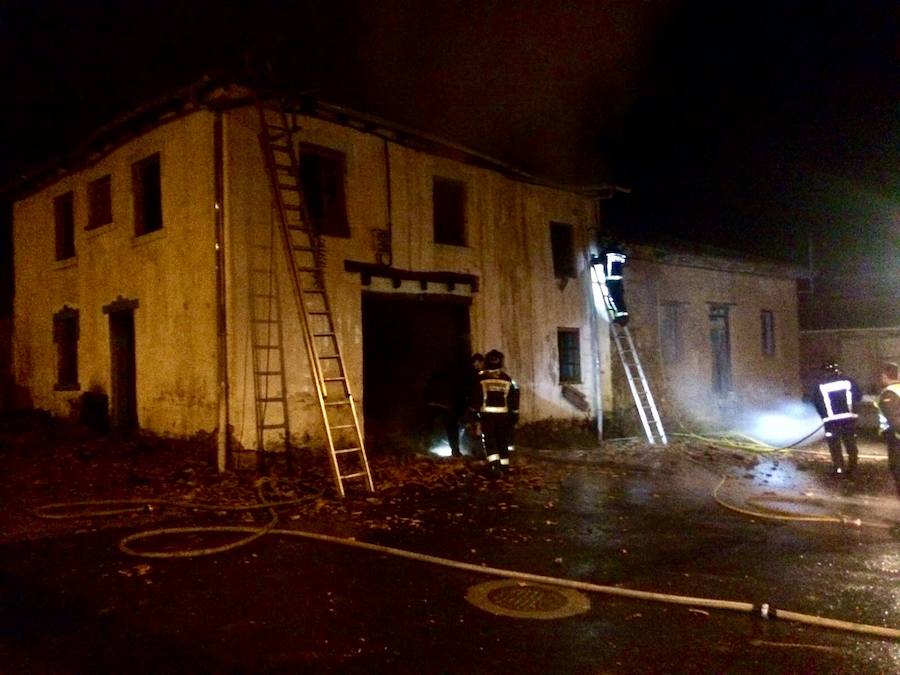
[1,71,627,201]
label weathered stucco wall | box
[800,328,900,395]
[13,100,805,451]
[621,254,800,429]
[222,107,601,451]
[13,113,220,435]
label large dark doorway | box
[108,309,137,431]
[362,293,471,453]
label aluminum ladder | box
[255,95,374,496]
[591,260,667,445]
[610,323,667,445]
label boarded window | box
[53,308,79,390]
[54,191,75,260]
[550,222,575,278]
[659,302,684,363]
[132,153,162,236]
[433,177,466,246]
[761,309,776,356]
[298,144,349,237]
[557,328,581,383]
[87,174,112,229]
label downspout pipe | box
[214,112,229,472]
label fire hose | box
[36,494,900,642]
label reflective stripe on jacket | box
[818,379,857,422]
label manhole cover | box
[466,580,590,619]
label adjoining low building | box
[609,242,804,435]
[8,77,806,467]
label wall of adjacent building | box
[620,250,801,431]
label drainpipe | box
[589,202,603,443]
[214,112,229,472]
[381,139,394,266]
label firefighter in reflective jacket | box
[809,361,861,477]
[470,350,520,475]
[877,361,900,497]
[592,243,629,325]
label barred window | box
[557,328,581,383]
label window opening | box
[132,153,162,236]
[550,222,576,278]
[54,191,75,260]
[433,177,466,246]
[298,143,349,237]
[659,302,684,363]
[87,174,112,229]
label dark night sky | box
[1,0,897,275]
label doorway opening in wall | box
[106,304,138,432]
[362,292,471,455]
[709,303,733,402]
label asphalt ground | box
[1,433,899,673]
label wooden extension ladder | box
[255,95,374,496]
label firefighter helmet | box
[484,350,504,369]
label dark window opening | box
[54,191,75,260]
[132,153,162,236]
[550,222,575,278]
[557,328,581,383]
[298,143,349,237]
[433,177,466,246]
[660,302,684,363]
[761,309,776,356]
[87,174,112,229]
[53,308,79,391]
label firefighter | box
[470,349,520,476]
[593,242,629,325]
[877,361,900,497]
[809,361,861,478]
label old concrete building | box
[11,82,609,463]
[610,242,804,434]
[10,80,804,463]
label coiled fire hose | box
[35,495,900,641]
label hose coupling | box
[758,602,777,620]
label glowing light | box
[429,442,453,458]
[733,399,824,448]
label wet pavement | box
[2,438,899,674]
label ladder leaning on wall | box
[590,261,668,445]
[254,94,375,496]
